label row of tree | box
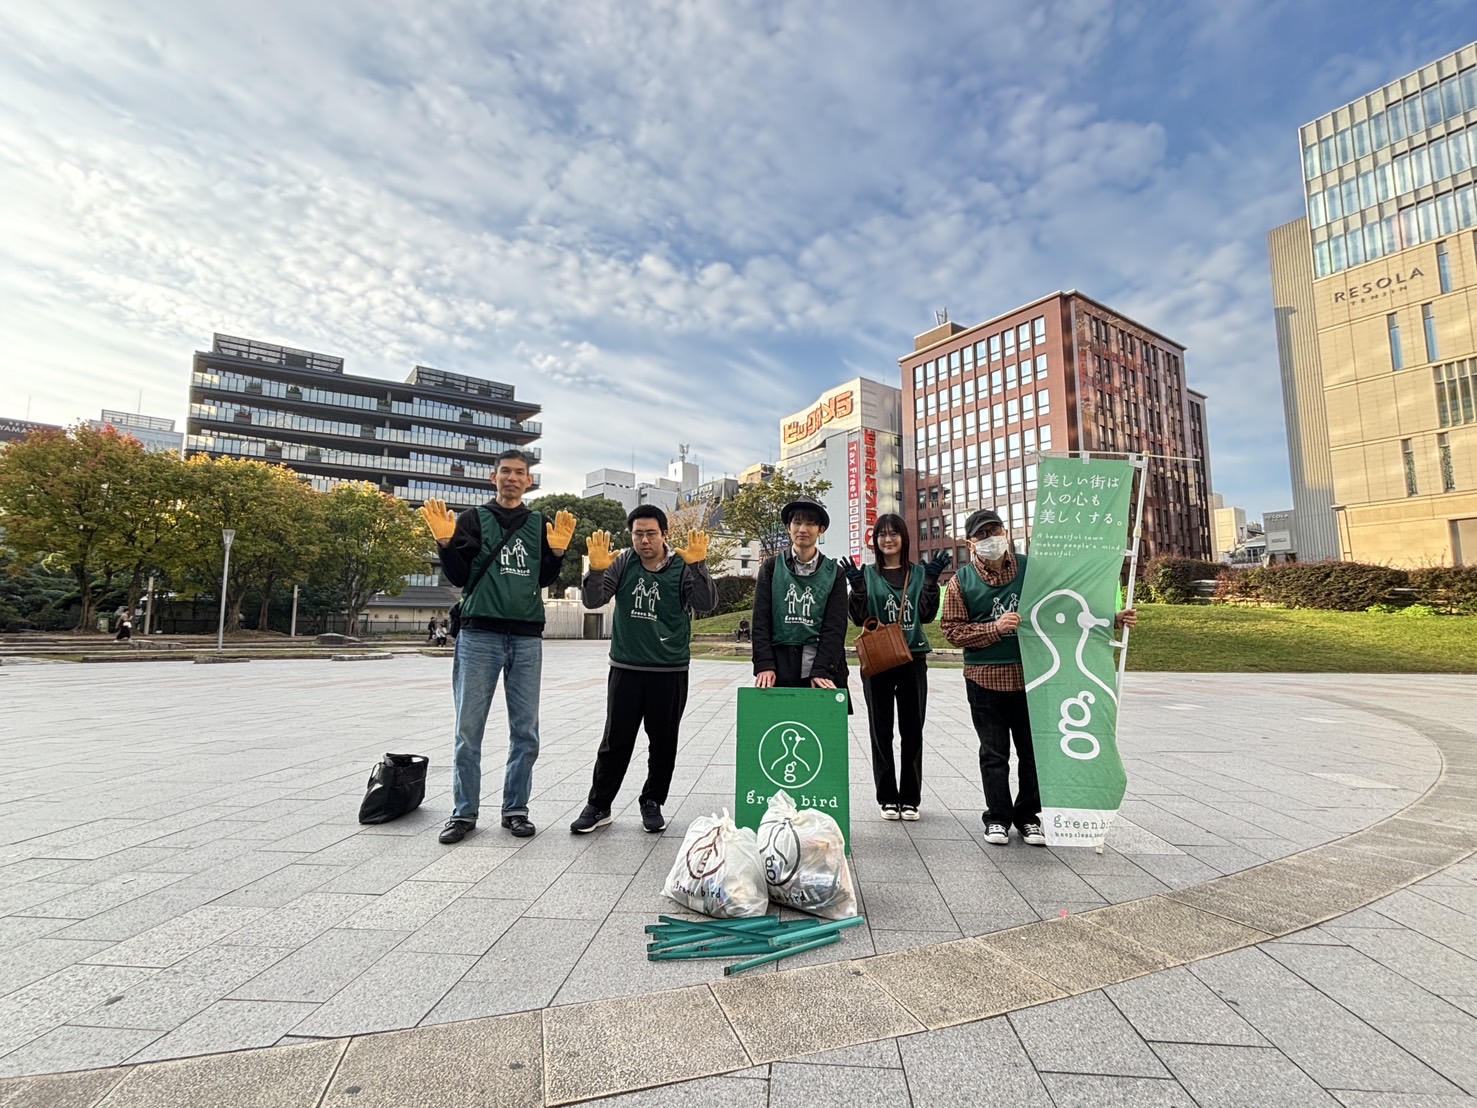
[0,425,835,633]
[0,426,429,632]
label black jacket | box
[751,551,850,688]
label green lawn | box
[692,603,1477,674]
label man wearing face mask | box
[571,506,719,834]
[942,508,1135,847]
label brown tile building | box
[898,293,1213,567]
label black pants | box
[861,654,928,807]
[587,667,689,810]
[966,682,1040,830]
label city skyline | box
[1,2,1472,516]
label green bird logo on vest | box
[500,536,531,576]
[783,582,817,625]
[631,577,661,621]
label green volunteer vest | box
[863,564,930,654]
[610,553,690,668]
[770,554,839,646]
[460,508,545,624]
[954,555,1030,666]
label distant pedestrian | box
[571,506,719,834]
[427,617,438,644]
[419,449,577,844]
[844,513,947,821]
[434,621,449,647]
[115,617,132,642]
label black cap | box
[781,496,830,530]
[962,508,1005,539]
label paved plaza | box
[0,645,1473,1106]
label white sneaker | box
[983,821,1009,845]
[900,806,920,821]
[880,804,901,821]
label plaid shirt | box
[940,550,1025,693]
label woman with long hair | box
[844,514,948,820]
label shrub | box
[1235,561,1408,611]
[1409,566,1477,615]
[1141,557,1222,604]
[713,575,756,615]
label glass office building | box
[1273,43,1477,566]
[187,334,542,510]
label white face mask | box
[975,535,1010,560]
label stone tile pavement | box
[0,646,1472,1104]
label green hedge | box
[1408,566,1477,614]
[1217,561,1409,611]
[713,575,756,615]
[1141,556,1222,604]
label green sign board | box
[735,687,850,853]
[1019,457,1135,848]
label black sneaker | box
[501,814,537,838]
[439,819,474,845]
[570,805,612,834]
[1020,821,1047,847]
[639,800,666,833]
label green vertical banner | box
[1019,457,1135,848]
[735,688,851,854]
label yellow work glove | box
[676,529,709,565]
[587,529,617,572]
[546,509,577,554]
[418,498,457,543]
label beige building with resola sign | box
[1271,43,1477,566]
[777,378,902,560]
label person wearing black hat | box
[570,505,719,835]
[751,496,851,695]
[845,514,950,821]
[941,507,1136,847]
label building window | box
[1017,323,1031,350]
[1037,389,1051,415]
[926,361,936,386]
[913,365,924,389]
[927,393,937,416]
[1033,317,1046,345]
[1005,363,1018,391]
[992,403,1004,429]
[952,416,962,440]
[951,384,961,407]
[1437,242,1452,293]
[1403,438,1418,497]
[965,411,977,436]
[914,397,924,420]
[991,370,1003,395]
[1439,433,1456,492]
[989,335,1001,361]
[962,344,974,370]
[1435,359,1476,426]
[1022,393,1035,420]
[1004,330,1016,359]
[1389,313,1403,371]
[1423,304,1438,363]
[1007,398,1019,424]
[1040,425,1053,451]
[964,379,975,404]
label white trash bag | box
[757,790,857,919]
[662,809,769,918]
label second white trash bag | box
[662,809,769,918]
[757,790,857,919]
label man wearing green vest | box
[751,496,850,694]
[419,449,577,844]
[942,508,1135,847]
[570,505,719,834]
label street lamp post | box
[216,529,236,651]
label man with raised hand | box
[942,508,1135,848]
[419,449,576,843]
[572,505,719,834]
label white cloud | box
[0,0,1461,515]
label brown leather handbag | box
[856,617,913,678]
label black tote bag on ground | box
[358,753,429,824]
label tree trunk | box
[73,563,94,631]
[256,579,276,633]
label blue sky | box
[1,2,1473,519]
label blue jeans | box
[450,629,542,821]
